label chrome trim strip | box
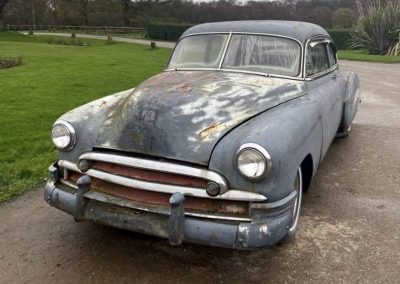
[83,190,252,222]
[79,152,228,192]
[305,65,337,81]
[169,67,219,72]
[59,178,78,189]
[310,39,331,47]
[251,191,297,210]
[164,68,306,81]
[184,211,251,222]
[218,32,232,69]
[166,32,304,81]
[58,160,267,202]
[221,68,305,81]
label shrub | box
[56,38,67,45]
[0,56,22,69]
[46,37,89,46]
[350,1,400,55]
[328,29,352,50]
[387,31,400,55]
[148,23,193,41]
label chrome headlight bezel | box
[51,120,76,151]
[236,143,272,181]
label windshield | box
[168,34,229,69]
[222,35,301,76]
[168,33,301,77]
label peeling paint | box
[259,224,268,235]
[58,70,306,166]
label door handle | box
[332,73,341,79]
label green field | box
[0,32,172,203]
[338,50,400,63]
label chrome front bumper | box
[44,163,297,249]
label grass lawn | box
[338,50,400,63]
[0,32,172,203]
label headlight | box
[51,120,76,151]
[236,143,271,180]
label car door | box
[306,39,346,159]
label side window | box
[326,43,337,67]
[306,42,329,76]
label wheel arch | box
[300,154,314,192]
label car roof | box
[181,20,330,45]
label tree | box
[310,6,333,28]
[0,0,10,25]
[79,0,89,26]
[121,0,170,27]
[333,8,357,28]
[121,0,130,26]
[1,0,362,29]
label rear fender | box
[340,72,360,131]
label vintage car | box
[45,21,360,249]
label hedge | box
[327,29,352,50]
[148,23,193,41]
[148,23,352,50]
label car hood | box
[67,71,307,166]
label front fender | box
[55,88,135,163]
[209,94,323,202]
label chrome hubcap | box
[289,167,303,233]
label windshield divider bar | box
[218,32,232,70]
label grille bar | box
[58,158,267,202]
[92,161,207,188]
[79,152,229,193]
[65,171,250,220]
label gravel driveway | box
[0,60,399,283]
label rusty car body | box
[45,21,360,249]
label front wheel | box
[280,166,303,243]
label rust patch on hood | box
[99,100,108,108]
[199,123,223,140]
